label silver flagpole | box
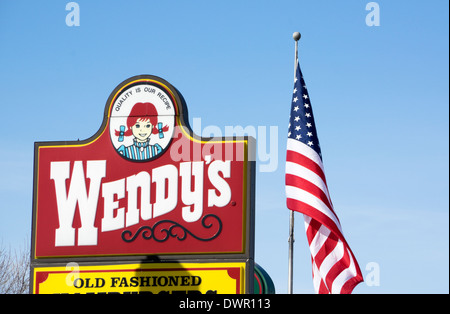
[288,31,301,295]
[288,208,295,294]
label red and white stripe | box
[286,138,363,294]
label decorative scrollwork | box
[121,214,222,243]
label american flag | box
[285,60,363,294]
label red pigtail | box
[115,128,133,137]
[151,125,169,135]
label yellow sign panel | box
[33,262,246,294]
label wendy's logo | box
[109,82,175,161]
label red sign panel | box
[32,76,254,259]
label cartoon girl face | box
[110,83,176,162]
[113,102,170,161]
[131,118,153,142]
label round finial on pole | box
[293,32,301,41]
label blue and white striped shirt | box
[117,139,162,161]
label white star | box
[293,88,297,94]
[306,122,312,128]
[307,141,313,146]
[303,94,308,99]
[296,135,302,140]
[295,125,301,131]
[304,103,310,108]
[307,132,313,137]
[294,77,298,83]
[294,116,300,122]
[293,106,299,112]
[288,131,291,137]
[305,113,311,118]
[293,97,298,103]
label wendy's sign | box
[31,75,255,260]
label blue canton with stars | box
[288,63,322,159]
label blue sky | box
[0,0,448,294]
